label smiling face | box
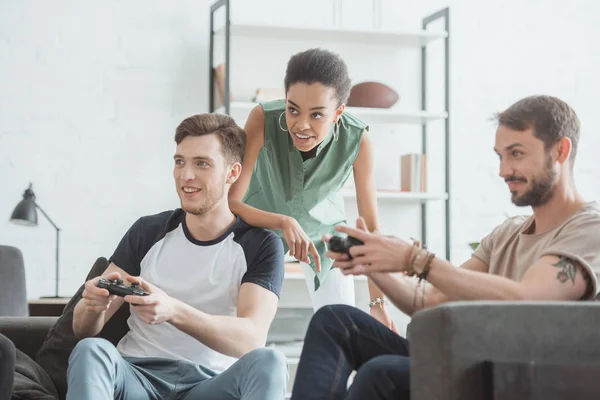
[284,82,344,152]
[495,125,558,207]
[173,134,237,216]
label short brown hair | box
[174,113,246,164]
[494,95,580,164]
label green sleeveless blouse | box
[242,99,366,290]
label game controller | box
[97,278,149,297]
[327,235,364,259]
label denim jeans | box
[67,338,289,400]
[291,304,410,400]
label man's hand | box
[82,271,119,313]
[324,218,401,333]
[324,220,411,275]
[123,276,176,325]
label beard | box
[180,183,225,216]
[507,156,557,207]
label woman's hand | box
[370,305,399,333]
[280,216,321,272]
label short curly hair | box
[284,48,352,106]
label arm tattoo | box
[552,256,577,284]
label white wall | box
[1,0,599,322]
[0,0,210,297]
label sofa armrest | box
[408,301,600,400]
[0,317,58,360]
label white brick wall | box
[0,0,210,297]
[1,0,599,310]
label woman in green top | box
[229,48,393,329]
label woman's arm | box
[352,131,390,322]
[353,131,380,233]
[229,105,287,230]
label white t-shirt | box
[109,209,284,373]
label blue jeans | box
[291,305,411,400]
[67,338,288,400]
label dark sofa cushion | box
[1,333,16,399]
[34,257,131,399]
[13,349,58,400]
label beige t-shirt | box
[472,201,600,299]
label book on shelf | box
[253,87,285,103]
[213,63,234,109]
[400,153,427,192]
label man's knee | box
[354,357,388,383]
[245,348,288,382]
[0,334,16,367]
[352,355,410,390]
[69,337,118,366]
[309,304,355,331]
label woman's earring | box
[278,112,288,132]
[333,119,340,141]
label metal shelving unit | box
[209,0,451,260]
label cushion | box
[1,333,16,399]
[34,257,131,399]
[0,245,28,316]
[12,349,59,400]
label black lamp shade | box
[10,184,38,226]
[11,198,38,226]
[9,183,62,298]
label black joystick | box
[327,235,364,259]
[97,278,149,297]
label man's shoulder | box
[234,218,284,296]
[233,218,282,246]
[137,209,182,225]
[560,201,600,231]
[574,201,600,219]
[232,218,284,266]
[133,208,184,230]
[109,209,184,275]
[128,209,183,239]
[492,202,600,238]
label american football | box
[346,81,399,108]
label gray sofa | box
[0,245,28,317]
[3,255,600,399]
[0,257,129,399]
[409,301,600,400]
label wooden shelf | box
[216,102,447,126]
[28,298,70,305]
[214,24,447,47]
[284,262,366,281]
[208,3,451,262]
[340,190,448,202]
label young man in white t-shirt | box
[68,114,287,399]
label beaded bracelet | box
[368,297,388,309]
[417,252,436,282]
[403,238,423,277]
